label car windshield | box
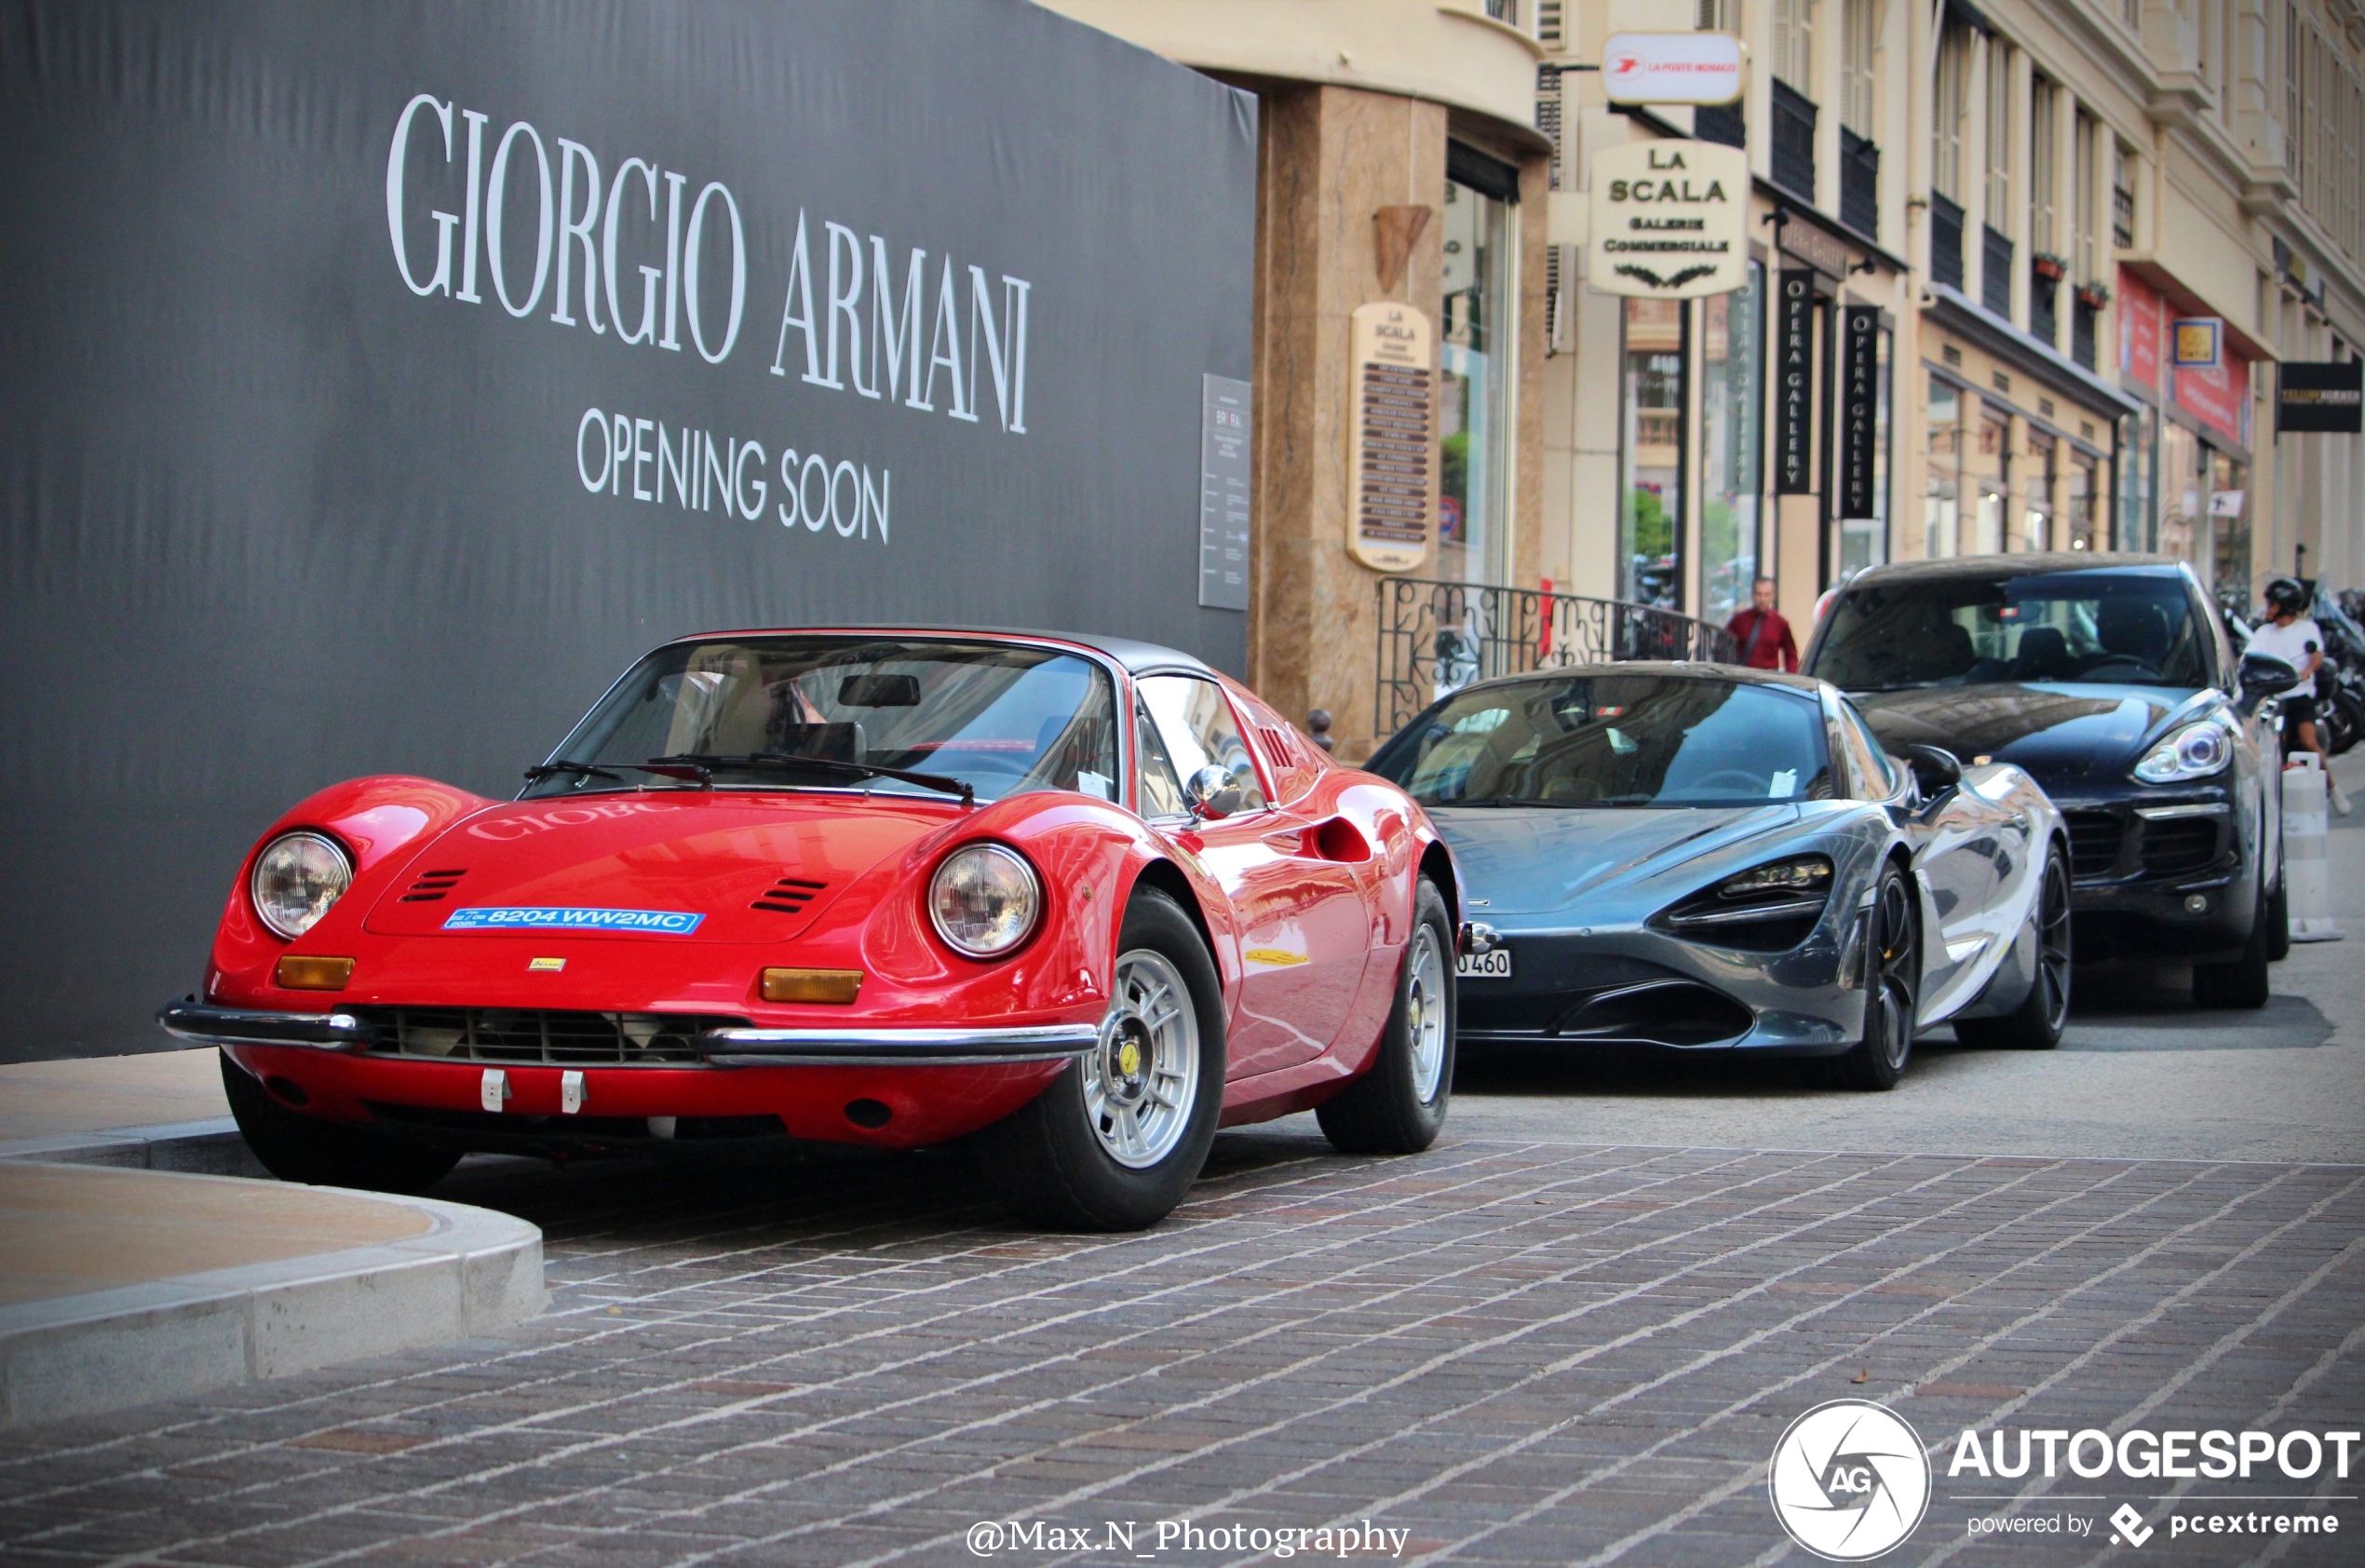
[524,637,1120,804]
[1807,571,2213,691]
[1365,673,1831,808]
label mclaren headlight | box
[250,831,354,940]
[1652,855,1834,953]
[2133,720,2234,784]
[928,844,1041,958]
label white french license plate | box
[1456,947,1512,980]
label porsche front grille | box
[346,1007,747,1064]
[2063,811,2125,880]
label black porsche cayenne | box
[1802,555,2302,1007]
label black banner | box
[1838,306,1883,519]
[2278,360,2364,433]
[0,0,1257,1054]
[1774,269,1818,493]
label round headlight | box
[928,844,1041,958]
[250,831,354,940]
[2133,721,2233,784]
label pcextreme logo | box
[1769,1400,1933,1561]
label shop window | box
[1972,409,2012,555]
[1439,164,1518,588]
[1925,375,1962,559]
[2121,406,2157,552]
[2210,449,2249,602]
[1700,264,1764,624]
[2023,429,2056,551]
[2066,448,2100,550]
[2159,421,2202,570]
[1619,298,1688,607]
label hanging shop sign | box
[1587,141,1750,299]
[1345,302,1436,573]
[1838,306,1883,520]
[1600,33,1746,106]
[1774,270,1818,494]
[2172,317,2222,368]
[2277,361,2365,433]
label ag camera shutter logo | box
[1768,1399,1932,1561]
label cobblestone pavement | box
[2,1130,2359,1567]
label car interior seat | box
[2096,599,2169,666]
[2012,626,2071,679]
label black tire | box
[973,888,1224,1231]
[220,1053,460,1194]
[2330,692,2365,756]
[2194,884,2272,1009]
[2267,876,2291,963]
[1811,861,1918,1090]
[1317,877,1455,1155]
[1954,849,2071,1050]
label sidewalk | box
[0,1050,544,1428]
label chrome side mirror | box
[1903,744,1963,799]
[1182,764,1244,821]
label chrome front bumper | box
[155,997,1097,1068]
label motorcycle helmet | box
[2264,576,2311,616]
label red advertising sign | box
[2176,354,2250,446]
[2118,269,2161,389]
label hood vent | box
[751,875,828,914]
[399,869,468,903]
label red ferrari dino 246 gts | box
[162,629,1462,1229]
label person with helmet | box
[2250,577,2352,815]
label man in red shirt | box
[1726,576,1798,672]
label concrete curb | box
[0,1171,546,1429]
[0,1116,265,1177]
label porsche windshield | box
[524,638,1119,804]
[1808,571,2213,692]
[1367,674,1831,808]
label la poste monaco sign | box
[1601,33,1745,106]
[1588,141,1749,298]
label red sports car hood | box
[362,792,955,942]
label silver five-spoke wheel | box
[1404,922,1448,1103]
[1085,948,1200,1169]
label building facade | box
[1048,0,2365,752]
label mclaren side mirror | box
[2239,651,2303,702]
[1182,764,1244,821]
[1903,744,1963,799]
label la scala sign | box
[1587,141,1749,299]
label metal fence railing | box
[1374,578,1740,736]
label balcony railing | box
[1771,79,1818,202]
[1839,128,1879,238]
[2031,273,2058,345]
[1375,579,1740,736]
[1981,224,2013,316]
[2072,296,2099,370]
[1931,193,1965,290]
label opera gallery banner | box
[0,0,1257,1051]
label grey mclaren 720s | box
[1366,665,2069,1088]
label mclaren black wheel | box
[972,888,1225,1232]
[1954,849,2071,1050]
[220,1053,460,1194]
[1813,862,1919,1090]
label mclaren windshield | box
[524,637,1120,804]
[1808,570,2214,692]
[1367,673,1832,809]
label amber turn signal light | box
[760,967,863,1005]
[274,955,356,991]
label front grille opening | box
[751,874,828,914]
[2064,811,2124,880]
[348,1007,746,1064]
[2142,816,2221,876]
[1550,980,1754,1048]
[400,868,468,903]
[363,1102,787,1142]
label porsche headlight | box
[928,844,1041,958]
[250,831,354,940]
[2133,721,2234,784]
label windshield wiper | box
[649,752,976,808]
[522,759,627,784]
[524,759,715,788]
